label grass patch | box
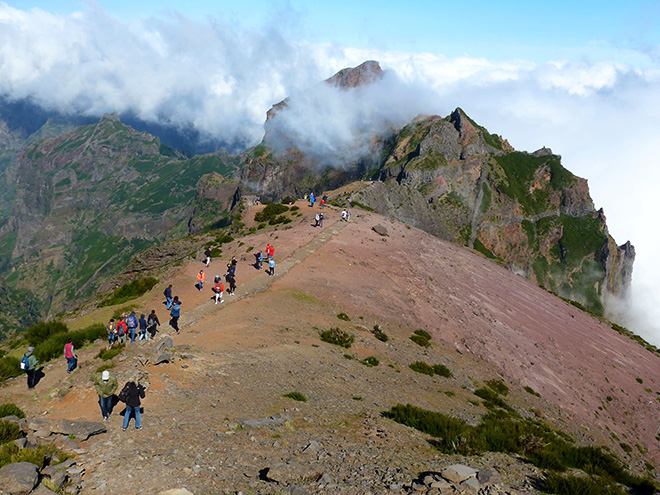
[283,391,307,402]
[254,202,289,224]
[525,386,542,397]
[0,420,22,443]
[102,277,159,307]
[95,362,116,373]
[319,328,355,348]
[351,201,374,212]
[336,313,351,321]
[433,364,453,378]
[0,442,71,469]
[33,324,106,364]
[0,403,25,419]
[486,379,509,396]
[372,325,389,342]
[361,357,380,367]
[410,334,431,347]
[97,344,125,361]
[0,357,22,381]
[384,403,656,494]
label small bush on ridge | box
[0,403,25,419]
[320,328,355,348]
[283,391,307,402]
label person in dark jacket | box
[138,314,148,341]
[23,347,39,389]
[170,297,181,334]
[147,310,160,339]
[122,377,145,431]
[164,284,173,309]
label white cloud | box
[0,2,659,342]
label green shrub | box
[486,379,509,396]
[636,377,643,384]
[410,334,431,347]
[102,277,159,306]
[361,357,380,367]
[336,313,351,321]
[97,344,125,361]
[95,363,116,373]
[283,391,307,402]
[255,203,289,223]
[372,325,389,342]
[0,357,22,381]
[0,404,25,419]
[0,420,22,444]
[319,328,355,348]
[409,361,435,376]
[537,471,627,495]
[433,364,453,378]
[524,386,541,397]
[34,323,106,364]
[25,321,68,346]
[414,329,432,340]
[0,442,69,469]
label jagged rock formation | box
[241,63,633,314]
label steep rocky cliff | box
[241,64,633,315]
[0,114,240,314]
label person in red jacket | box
[214,280,224,304]
[116,317,128,345]
[266,243,274,260]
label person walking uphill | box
[138,314,148,341]
[22,347,39,389]
[204,246,212,267]
[94,370,118,421]
[170,296,181,334]
[197,270,206,292]
[121,377,146,431]
[116,317,127,345]
[64,338,77,374]
[126,312,138,343]
[164,284,173,309]
[147,310,160,339]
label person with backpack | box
[204,246,212,267]
[214,280,224,304]
[314,213,320,228]
[138,314,148,341]
[106,318,116,346]
[254,250,263,270]
[319,212,324,228]
[126,312,139,343]
[22,347,39,389]
[121,376,146,431]
[116,316,127,344]
[94,370,118,421]
[227,274,236,296]
[64,338,77,374]
[147,310,160,339]
[170,296,181,334]
[164,284,173,309]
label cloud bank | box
[1,2,659,342]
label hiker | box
[138,314,148,341]
[231,256,238,273]
[22,347,39,389]
[170,296,181,334]
[314,213,320,228]
[204,246,212,267]
[147,310,160,339]
[116,316,127,344]
[226,262,235,277]
[347,208,351,221]
[126,312,139,343]
[106,319,116,345]
[266,243,274,260]
[64,338,77,374]
[341,209,347,222]
[164,284,173,309]
[319,212,324,228]
[254,250,263,270]
[268,258,275,276]
[320,199,325,209]
[228,274,236,295]
[197,270,205,292]
[94,370,117,421]
[288,196,293,205]
[309,192,315,207]
[214,279,224,304]
[121,377,145,431]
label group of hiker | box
[106,310,160,344]
[93,370,145,430]
[254,243,276,276]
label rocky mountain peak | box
[101,112,121,123]
[324,60,383,89]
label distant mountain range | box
[0,61,633,335]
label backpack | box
[118,382,131,403]
[20,354,29,371]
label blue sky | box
[2,0,660,341]
[7,0,660,64]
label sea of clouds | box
[1,2,659,342]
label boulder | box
[459,477,480,495]
[477,468,502,486]
[264,462,322,484]
[158,489,194,495]
[0,462,39,495]
[156,336,174,352]
[50,419,106,440]
[441,464,477,483]
[154,351,173,365]
[372,224,388,236]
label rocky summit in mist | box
[0,61,634,331]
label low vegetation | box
[0,403,25,419]
[319,328,355,348]
[361,357,380,367]
[372,325,389,342]
[410,330,432,347]
[33,323,106,364]
[409,361,453,378]
[97,344,125,361]
[254,202,292,226]
[283,391,307,402]
[102,277,159,307]
[336,313,351,321]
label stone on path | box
[158,489,194,495]
[50,419,106,441]
[0,462,39,495]
[441,464,478,483]
[156,336,174,352]
[154,351,173,365]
